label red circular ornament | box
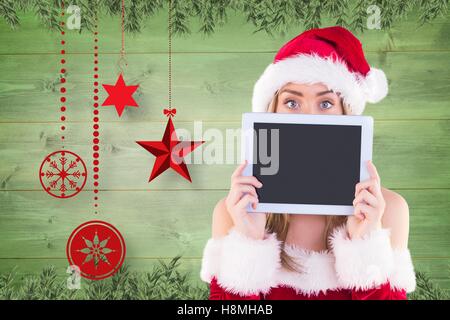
[39,150,87,198]
[66,220,126,280]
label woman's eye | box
[285,99,299,109]
[320,101,334,110]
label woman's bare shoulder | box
[211,197,234,239]
[381,187,410,249]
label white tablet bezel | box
[241,112,373,215]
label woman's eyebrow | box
[279,89,303,97]
[279,89,333,97]
[316,89,333,96]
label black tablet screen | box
[253,122,361,206]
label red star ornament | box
[136,116,204,182]
[102,73,139,117]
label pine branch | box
[419,0,449,25]
[34,0,60,31]
[1,263,447,300]
[325,0,351,28]
[349,0,369,32]
[197,0,216,36]
[303,0,322,31]
[141,0,164,17]
[0,0,20,29]
[408,271,449,300]
[1,0,449,37]
[171,0,190,36]
[0,268,16,299]
[124,0,143,34]
[241,0,265,30]
[214,0,231,27]
[102,0,120,16]
[14,0,35,12]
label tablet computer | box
[241,112,374,215]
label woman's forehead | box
[281,82,330,92]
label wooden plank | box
[0,10,449,54]
[0,120,449,190]
[0,52,449,122]
[0,190,221,259]
[0,189,448,258]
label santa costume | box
[200,26,416,300]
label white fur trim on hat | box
[329,225,394,291]
[251,53,388,115]
[361,67,389,104]
[210,227,282,297]
[390,249,416,293]
[276,244,340,296]
[200,237,223,283]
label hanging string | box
[93,10,100,213]
[164,0,176,118]
[121,0,125,58]
[118,0,127,73]
[59,1,67,146]
[168,0,172,111]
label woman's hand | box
[225,160,267,240]
[347,160,386,240]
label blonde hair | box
[265,86,349,273]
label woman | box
[200,26,416,300]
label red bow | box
[163,108,176,118]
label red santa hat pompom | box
[252,26,388,115]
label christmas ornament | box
[101,73,139,116]
[101,0,139,117]
[38,2,86,198]
[92,15,100,211]
[39,150,87,199]
[136,0,204,183]
[137,111,204,182]
[66,220,126,280]
[65,7,126,282]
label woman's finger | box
[354,202,377,220]
[353,189,378,208]
[236,184,259,201]
[367,160,381,184]
[354,178,378,197]
[233,176,263,189]
[227,185,258,207]
[231,160,247,180]
[236,194,258,211]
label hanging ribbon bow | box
[163,108,177,118]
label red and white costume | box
[199,27,416,300]
[200,226,416,300]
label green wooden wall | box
[0,9,449,291]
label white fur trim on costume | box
[251,53,388,115]
[390,249,416,293]
[329,226,394,291]
[276,244,340,296]
[216,227,282,296]
[200,237,223,283]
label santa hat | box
[252,26,388,115]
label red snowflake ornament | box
[39,150,87,198]
[66,220,126,280]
